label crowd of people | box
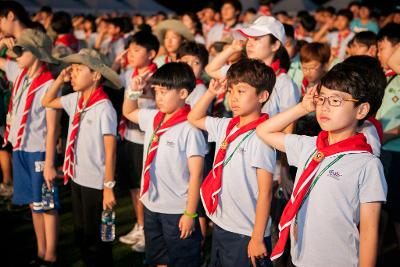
[0,0,399,266]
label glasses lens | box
[313,95,323,105]
[12,46,24,57]
[329,96,342,107]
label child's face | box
[15,49,36,69]
[359,7,370,20]
[154,85,187,114]
[315,86,367,133]
[246,35,276,62]
[164,30,182,54]
[70,64,98,91]
[221,3,237,22]
[335,16,350,31]
[378,38,398,69]
[0,14,13,36]
[349,40,376,57]
[301,60,326,84]
[107,24,120,36]
[228,82,267,117]
[178,55,202,79]
[127,43,153,69]
[181,15,195,30]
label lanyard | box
[146,118,163,156]
[13,76,31,115]
[222,129,255,166]
[295,150,344,223]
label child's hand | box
[0,37,15,50]
[43,165,57,190]
[114,49,128,66]
[178,214,195,239]
[301,85,317,113]
[59,66,72,83]
[130,70,152,92]
[229,40,245,53]
[103,188,116,210]
[248,237,268,267]
[208,78,227,96]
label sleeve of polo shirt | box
[275,75,301,112]
[205,116,230,143]
[138,109,158,132]
[5,60,22,83]
[100,104,117,136]
[359,157,387,203]
[60,92,78,116]
[251,137,276,174]
[284,134,315,168]
[185,127,207,158]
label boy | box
[350,3,379,34]
[314,9,355,61]
[42,48,120,266]
[123,62,206,267]
[117,30,159,252]
[95,17,125,63]
[188,58,276,267]
[176,41,209,107]
[0,29,59,266]
[256,62,387,266]
[348,30,377,57]
[376,22,400,250]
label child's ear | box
[92,71,102,82]
[271,41,280,53]
[7,12,15,21]
[258,90,269,103]
[179,88,189,99]
[368,45,377,57]
[356,102,370,121]
[148,50,157,61]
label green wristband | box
[183,210,198,218]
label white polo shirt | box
[285,134,387,267]
[138,109,207,214]
[5,60,53,152]
[61,92,117,190]
[186,83,207,108]
[206,23,243,47]
[327,31,355,61]
[205,116,276,237]
[262,73,300,116]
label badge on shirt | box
[392,95,399,103]
[35,161,45,172]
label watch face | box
[104,181,115,188]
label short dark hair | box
[107,17,124,31]
[39,6,52,14]
[377,23,400,46]
[51,12,72,34]
[325,6,336,15]
[300,15,316,32]
[300,42,330,64]
[351,31,377,48]
[337,9,353,22]
[150,62,196,93]
[221,0,242,13]
[227,58,276,95]
[318,58,385,121]
[177,42,209,67]
[128,30,160,54]
[348,1,360,9]
[283,23,294,40]
[0,1,32,28]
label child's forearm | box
[44,109,59,168]
[186,156,204,215]
[42,77,64,108]
[359,202,381,267]
[205,47,235,79]
[187,91,215,129]
[122,96,139,123]
[103,135,116,183]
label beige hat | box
[154,19,194,45]
[7,29,58,64]
[58,48,122,89]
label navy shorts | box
[210,224,273,267]
[12,151,60,213]
[143,207,202,267]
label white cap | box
[232,16,286,44]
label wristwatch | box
[103,180,116,189]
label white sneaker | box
[131,230,145,252]
[0,183,13,198]
[119,224,143,245]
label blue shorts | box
[12,151,60,213]
[210,224,273,267]
[143,207,202,267]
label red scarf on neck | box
[271,59,287,76]
[301,77,309,96]
[118,63,158,139]
[3,65,53,150]
[385,69,396,78]
[63,87,109,184]
[270,131,372,261]
[54,33,79,52]
[201,114,269,214]
[140,104,191,198]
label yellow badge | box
[152,135,159,142]
[313,151,324,162]
[392,95,399,103]
[220,140,228,149]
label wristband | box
[126,89,143,100]
[183,210,198,218]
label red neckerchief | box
[118,63,158,140]
[301,77,309,96]
[63,87,109,184]
[385,69,396,78]
[140,104,191,198]
[271,131,372,261]
[258,6,271,16]
[271,59,287,76]
[54,33,79,52]
[3,65,53,150]
[201,114,269,214]
[196,79,204,85]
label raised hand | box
[59,66,72,83]
[208,78,227,96]
[301,85,318,113]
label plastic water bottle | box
[101,210,115,242]
[41,183,55,210]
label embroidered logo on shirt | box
[328,169,342,180]
[86,119,93,125]
[166,141,175,148]
[239,147,246,154]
